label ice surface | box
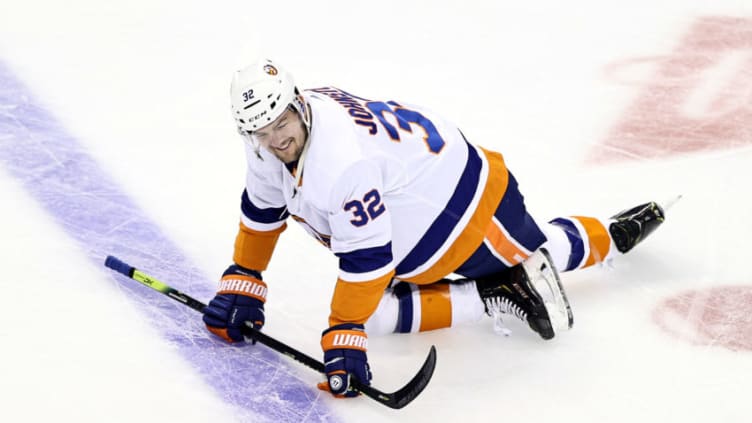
[1,1,751,422]
[0,61,336,423]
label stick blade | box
[354,345,437,409]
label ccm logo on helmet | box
[250,110,267,123]
[263,64,278,75]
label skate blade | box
[522,249,574,335]
[661,194,682,212]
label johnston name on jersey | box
[233,87,511,326]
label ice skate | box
[475,248,573,340]
[609,201,665,253]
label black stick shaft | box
[104,255,323,371]
[103,255,435,408]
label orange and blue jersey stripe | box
[234,189,289,271]
[549,216,611,270]
[396,143,509,284]
[330,243,395,325]
[395,140,484,277]
[391,281,453,333]
[394,282,416,333]
[329,270,396,326]
[241,189,289,225]
[454,172,547,278]
[336,242,394,275]
[549,218,584,271]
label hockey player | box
[202,59,666,398]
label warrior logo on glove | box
[319,323,372,397]
[203,264,267,343]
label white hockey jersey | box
[233,87,510,326]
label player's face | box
[251,107,307,163]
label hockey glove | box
[203,264,267,343]
[317,323,372,397]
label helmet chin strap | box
[292,133,311,197]
[292,100,312,196]
[239,130,264,160]
[292,92,312,133]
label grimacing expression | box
[251,107,307,164]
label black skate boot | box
[474,249,573,340]
[609,202,665,253]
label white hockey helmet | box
[230,59,309,133]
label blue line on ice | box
[0,61,337,423]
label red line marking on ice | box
[588,16,752,164]
[652,285,752,352]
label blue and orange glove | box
[203,264,267,343]
[317,323,372,397]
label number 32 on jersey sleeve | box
[344,188,386,227]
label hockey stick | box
[104,255,436,409]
